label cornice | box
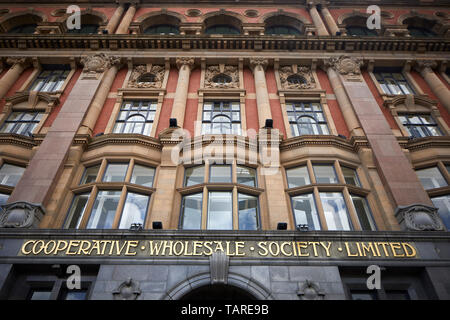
[281,134,367,153]
[87,133,162,151]
[403,136,450,152]
[0,133,37,149]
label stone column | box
[0,57,31,100]
[327,56,443,231]
[250,58,272,128]
[322,60,364,137]
[0,54,115,228]
[320,5,340,36]
[115,3,137,34]
[308,2,329,36]
[415,61,450,113]
[170,58,195,127]
[78,54,122,135]
[105,3,125,34]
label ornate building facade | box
[0,0,449,300]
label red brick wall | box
[183,68,201,136]
[156,68,178,135]
[0,66,33,113]
[243,68,259,135]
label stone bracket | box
[395,204,444,231]
[0,201,45,228]
[210,251,229,285]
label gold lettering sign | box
[18,240,419,259]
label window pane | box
[342,167,360,187]
[431,195,450,230]
[118,193,150,229]
[238,193,258,230]
[86,191,121,229]
[236,166,256,187]
[416,167,447,190]
[64,193,90,229]
[180,193,203,230]
[313,165,338,184]
[385,290,410,300]
[0,193,9,206]
[286,166,310,188]
[319,192,353,231]
[207,192,233,230]
[130,164,155,187]
[351,290,378,300]
[102,163,128,182]
[209,165,232,183]
[80,165,100,185]
[0,163,25,187]
[60,289,88,300]
[184,166,204,186]
[351,195,376,231]
[291,193,321,230]
[29,289,53,300]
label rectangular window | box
[59,289,88,300]
[29,65,70,92]
[342,167,361,187]
[64,193,90,229]
[351,195,376,231]
[86,190,121,229]
[320,192,353,231]
[209,165,232,183]
[0,193,8,206]
[431,195,450,230]
[238,193,259,230]
[350,290,378,300]
[313,164,338,184]
[130,164,155,187]
[207,192,233,230]
[286,102,329,136]
[373,68,414,95]
[236,166,257,187]
[286,166,310,188]
[180,193,203,230]
[201,101,241,135]
[184,165,204,186]
[28,288,53,300]
[0,112,43,136]
[102,163,128,182]
[113,101,157,136]
[0,163,25,187]
[80,165,100,185]
[118,192,150,229]
[416,167,447,190]
[398,114,442,138]
[291,193,321,230]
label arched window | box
[403,17,438,38]
[287,74,307,85]
[205,24,240,35]
[212,74,232,84]
[144,24,179,35]
[407,26,436,37]
[67,24,99,34]
[137,73,156,84]
[8,24,37,34]
[201,101,241,135]
[113,100,157,136]
[346,26,377,36]
[287,102,329,136]
[265,25,301,35]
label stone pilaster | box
[307,1,329,36]
[0,57,31,100]
[170,58,195,128]
[249,58,272,129]
[105,3,125,34]
[415,60,450,113]
[116,3,137,34]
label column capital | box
[6,57,31,68]
[415,60,438,73]
[323,56,363,75]
[80,53,122,78]
[175,57,195,70]
[249,58,269,72]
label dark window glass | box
[202,101,241,135]
[180,193,203,230]
[351,195,376,231]
[113,101,157,136]
[287,74,306,85]
[342,167,361,187]
[266,25,300,35]
[0,193,9,206]
[385,290,410,300]
[408,27,436,37]
[0,112,43,136]
[28,288,53,300]
[80,165,100,185]
[67,24,98,34]
[286,102,329,136]
[29,65,70,92]
[212,74,232,84]
[373,68,414,95]
[346,26,378,36]
[137,73,156,83]
[416,167,447,190]
[350,290,378,300]
[399,114,442,138]
[8,24,37,34]
[238,193,259,230]
[64,193,90,229]
[144,24,179,35]
[205,25,240,35]
[59,289,88,300]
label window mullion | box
[201,186,208,229]
[232,187,238,230]
[112,186,128,229]
[343,187,361,231]
[78,186,98,229]
[313,187,328,230]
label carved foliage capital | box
[80,53,121,74]
[176,57,195,70]
[6,57,31,68]
[324,56,363,76]
[249,58,269,72]
[415,60,438,73]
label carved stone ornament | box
[210,251,230,285]
[80,53,121,74]
[6,57,31,68]
[396,204,444,231]
[0,201,45,228]
[176,57,195,70]
[112,278,142,300]
[204,65,239,89]
[415,60,438,73]
[128,65,165,88]
[249,58,269,71]
[279,65,316,90]
[297,280,325,300]
[325,56,363,81]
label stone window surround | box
[283,158,380,231]
[176,160,263,230]
[59,157,158,230]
